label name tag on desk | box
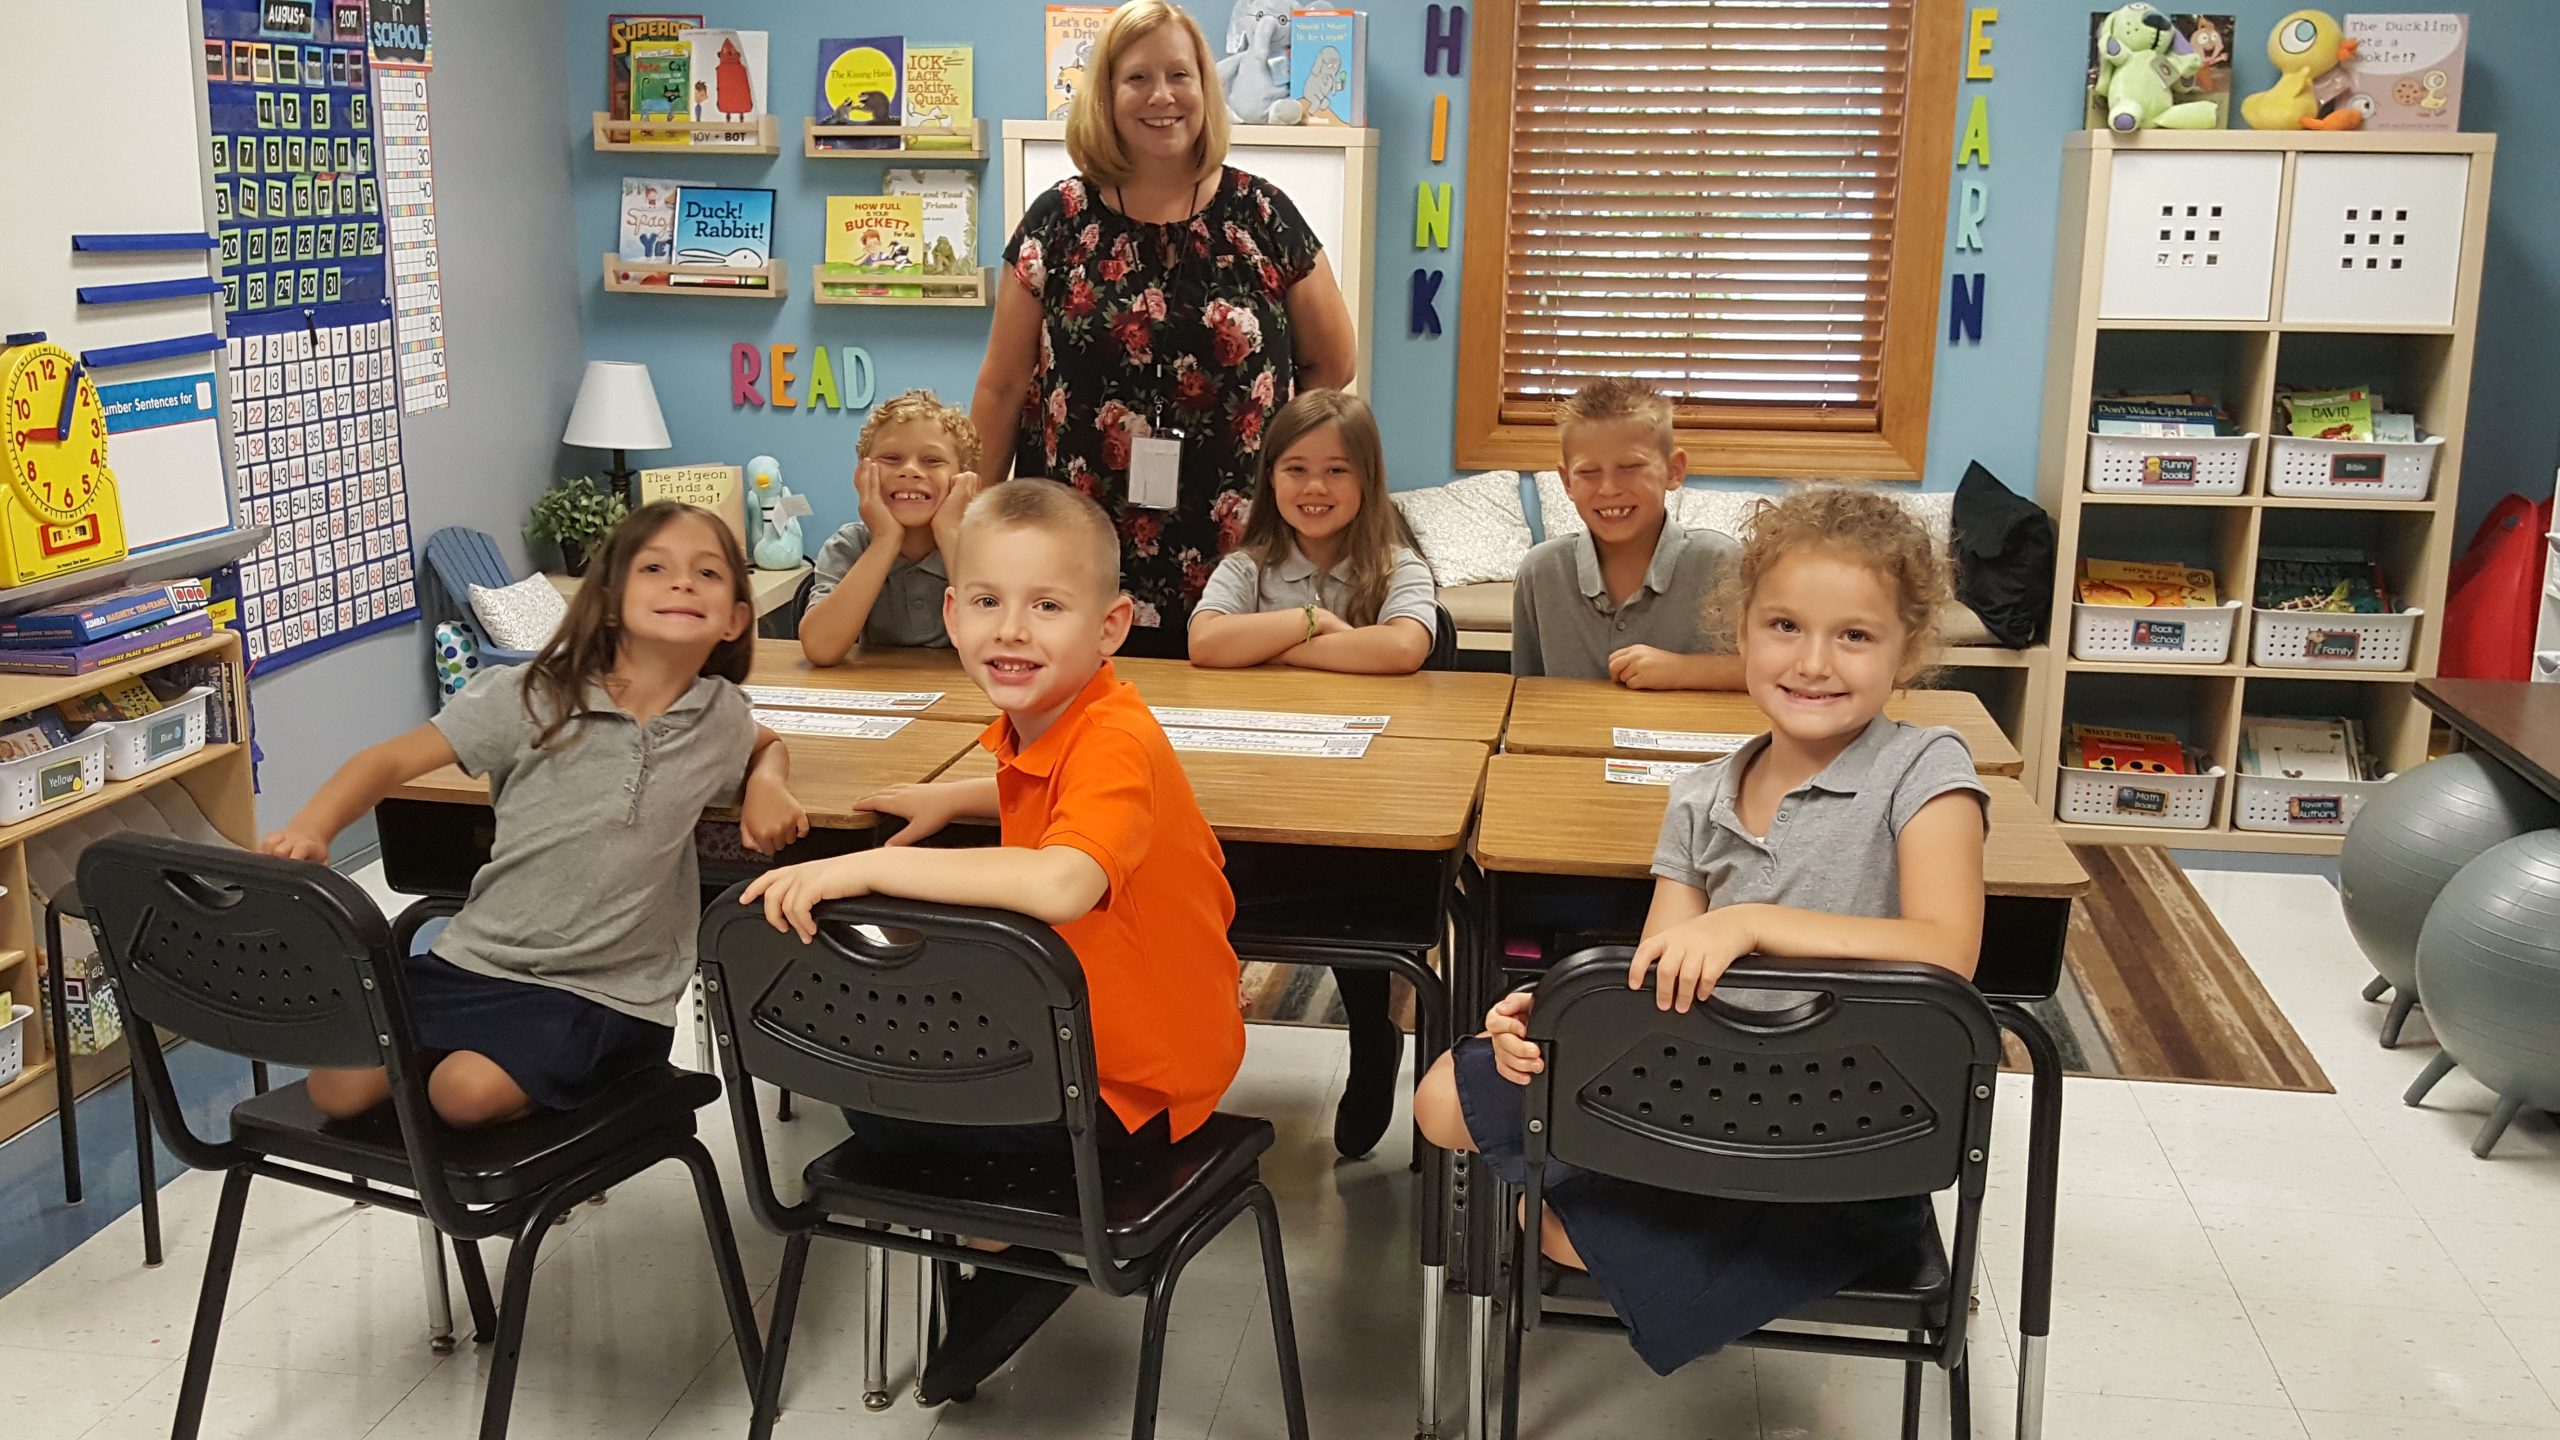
[1163,726,1372,759]
[1612,726,1754,756]
[1152,706,1388,734]
[753,710,914,740]
[1603,758,1706,786]
[746,686,943,713]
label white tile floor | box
[3,862,2556,1439]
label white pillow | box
[1530,470,1582,541]
[1673,487,1768,541]
[467,574,568,651]
[1393,470,1534,587]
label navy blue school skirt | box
[405,949,673,1112]
[1453,1037,1932,1376]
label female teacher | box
[971,0,1357,656]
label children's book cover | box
[1045,8,1112,120]
[678,27,767,144]
[885,169,979,281]
[814,37,904,150]
[824,196,924,293]
[2079,559,2220,608]
[2082,11,2235,128]
[2071,724,2194,775]
[1289,9,1367,126]
[2344,14,2465,131]
[628,39,691,146]
[673,186,776,268]
[905,44,975,149]
[639,465,746,544]
[606,13,701,117]
[618,177,680,261]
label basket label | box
[2115,786,2169,815]
[39,757,85,803]
[2131,618,2188,649]
[2306,630,2362,660]
[2143,455,2199,486]
[2329,453,2387,483]
[145,715,189,760]
[2286,794,2345,823]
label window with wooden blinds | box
[1456,0,1960,479]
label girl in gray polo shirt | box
[1416,487,1992,1375]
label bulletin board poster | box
[202,0,420,672]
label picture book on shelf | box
[677,27,766,143]
[0,580,210,648]
[2344,13,2465,131]
[627,39,691,145]
[605,13,700,118]
[2079,559,2219,608]
[2091,394,2225,437]
[824,195,925,294]
[2256,547,2394,614]
[814,36,903,150]
[904,44,975,148]
[57,678,165,726]
[2280,386,2375,440]
[885,169,979,281]
[2238,715,2369,782]
[2070,724,2194,776]
[1289,8,1368,126]
[638,465,746,544]
[1045,7,1112,120]
[617,177,680,261]
[672,186,775,269]
[0,711,73,761]
[2082,12,2236,128]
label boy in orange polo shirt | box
[742,479,1244,1400]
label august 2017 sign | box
[367,0,430,68]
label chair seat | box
[801,1112,1274,1260]
[1544,1213,1952,1334]
[230,1064,719,1207]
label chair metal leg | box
[1900,1331,1926,1440]
[1468,1293,1492,1440]
[133,1071,163,1267]
[1415,1261,1443,1440]
[479,1186,585,1440]
[2015,1333,2047,1440]
[864,1245,892,1410]
[45,902,81,1206]
[1132,1186,1262,1440]
[1244,1184,1311,1440]
[454,1236,497,1341]
[2473,1095,2526,1158]
[1994,1005,2063,1440]
[776,1088,795,1121]
[675,1138,764,1386]
[1498,1215,1526,1440]
[913,1245,937,1406]
[750,1233,812,1440]
[2380,993,2418,1048]
[2360,975,2390,1003]
[419,1219,456,1355]
[1948,1351,1973,1439]
[2403,1051,2457,1106]
[170,1168,254,1440]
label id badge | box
[1129,432,1183,510]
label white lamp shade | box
[563,361,671,451]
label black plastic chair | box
[1498,948,2032,1440]
[1427,601,1460,672]
[698,891,1310,1440]
[77,834,763,1440]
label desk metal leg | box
[419,1219,456,1355]
[1994,1005,2064,1440]
[863,1245,892,1410]
[1417,1252,1443,1440]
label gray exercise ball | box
[2407,830,2560,1156]
[2339,753,2560,1045]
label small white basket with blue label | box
[2266,435,2439,500]
[2071,601,2241,664]
[2056,764,2225,830]
[97,687,215,781]
[2085,432,2255,495]
[2249,608,2423,672]
[2232,771,2396,834]
[0,727,109,826]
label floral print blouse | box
[1003,169,1322,632]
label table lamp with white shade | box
[563,360,670,501]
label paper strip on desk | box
[1612,726,1755,755]
[1152,706,1388,734]
[753,710,914,740]
[1604,758,1707,786]
[747,686,944,713]
[1163,726,1373,759]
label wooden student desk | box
[2417,678,2560,806]
[1502,677,2025,778]
[1108,655,1515,744]
[742,639,998,724]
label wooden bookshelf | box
[2033,131,2496,853]
[591,112,781,154]
[810,264,993,308]
[803,118,987,161]
[601,253,787,299]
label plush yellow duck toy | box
[2243,9,2365,130]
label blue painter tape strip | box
[75,277,225,306]
[79,333,224,369]
[71,233,219,253]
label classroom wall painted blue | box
[560,2,2559,556]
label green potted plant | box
[525,475,628,577]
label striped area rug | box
[1240,845,2329,1094]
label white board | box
[0,0,234,553]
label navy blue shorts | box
[405,949,673,1112]
[1452,1036,1932,1375]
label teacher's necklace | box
[1109,174,1212,225]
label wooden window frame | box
[1455,0,1962,481]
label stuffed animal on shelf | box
[2243,9,2366,130]
[2094,3,2221,132]
[745,455,805,572]
[1217,0,1305,124]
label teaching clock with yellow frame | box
[0,333,128,587]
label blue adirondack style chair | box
[421,527,542,668]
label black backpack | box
[1950,461,2054,649]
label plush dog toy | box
[2095,3,2221,131]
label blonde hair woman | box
[970,0,1358,657]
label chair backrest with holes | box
[697,892,1094,1129]
[1524,947,1999,1205]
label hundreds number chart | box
[201,0,420,670]
[375,68,449,413]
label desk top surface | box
[2417,678,2560,802]
[1470,752,2086,896]
[1107,657,1515,744]
[1502,679,2024,777]
[388,718,985,831]
[940,735,1489,851]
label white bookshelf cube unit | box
[2036,132,2494,855]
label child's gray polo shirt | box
[1510,522,1738,678]
[428,665,757,1022]
[810,520,952,649]
[1652,716,1988,920]
[1190,543,1439,634]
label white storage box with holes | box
[0,1002,27,1086]
[0,728,107,826]
[2281,153,2470,327]
[2098,151,2283,321]
[2056,764,2226,830]
[2267,435,2440,499]
[97,687,212,782]
[2072,601,2241,663]
[2249,607,2423,671]
[2233,772,2394,833]
[2086,431,2254,495]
